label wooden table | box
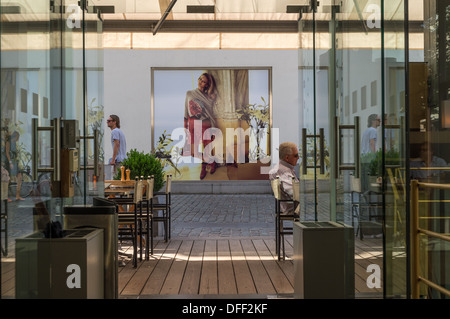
[104,180,136,197]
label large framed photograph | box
[151,67,272,181]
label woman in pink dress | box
[184,72,218,179]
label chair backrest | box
[270,176,281,200]
[165,174,172,194]
[146,175,154,200]
[292,177,300,202]
[350,175,361,193]
[133,176,144,204]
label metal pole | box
[411,179,420,299]
[94,129,99,176]
[32,119,39,181]
[354,116,360,178]
[153,0,178,35]
[319,128,324,175]
[334,116,339,179]
[302,128,307,175]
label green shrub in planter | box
[113,149,165,192]
[361,148,400,177]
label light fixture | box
[286,5,309,14]
[441,100,450,129]
[187,5,214,14]
[92,6,115,14]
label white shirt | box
[361,127,377,155]
[269,160,299,213]
[110,128,127,163]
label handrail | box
[411,179,450,299]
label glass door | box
[78,5,105,202]
[62,2,104,205]
[334,0,384,229]
[299,0,408,298]
[410,0,450,299]
[383,0,407,299]
[0,0,103,298]
[298,2,332,223]
[0,1,56,298]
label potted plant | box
[87,98,105,163]
[152,130,181,176]
[113,149,165,192]
[236,97,269,161]
[362,148,400,190]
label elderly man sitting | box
[269,142,300,217]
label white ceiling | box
[0,0,423,21]
[89,0,422,20]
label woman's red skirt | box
[183,117,214,158]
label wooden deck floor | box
[1,193,387,298]
[118,236,383,298]
[0,236,384,298]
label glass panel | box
[298,0,409,298]
[84,9,104,201]
[1,0,54,298]
[314,3,334,223]
[383,0,407,299]
[298,2,333,223]
[62,1,84,207]
[0,0,103,298]
[334,0,384,297]
[411,0,450,299]
[298,9,317,221]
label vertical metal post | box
[302,128,307,175]
[94,129,99,176]
[354,116,360,178]
[411,179,420,299]
[319,128,324,175]
[334,116,340,179]
[32,119,39,181]
[52,118,61,181]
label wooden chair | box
[350,175,383,240]
[1,199,8,256]
[141,176,155,257]
[350,175,363,239]
[270,176,299,260]
[152,174,172,242]
[109,177,146,267]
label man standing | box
[107,114,127,173]
[361,114,381,155]
[269,142,300,215]
[360,114,381,192]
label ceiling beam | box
[102,19,423,34]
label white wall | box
[103,49,300,163]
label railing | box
[411,179,450,299]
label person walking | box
[107,114,127,175]
[5,131,24,201]
[361,114,381,155]
[360,114,381,192]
